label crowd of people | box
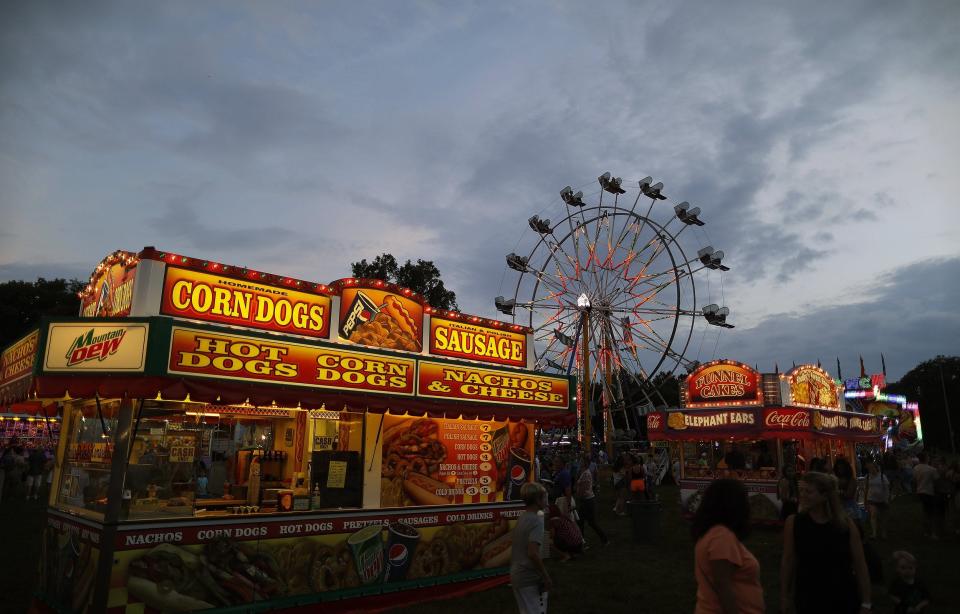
[510,444,956,614]
[510,446,665,613]
[0,439,55,503]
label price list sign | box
[378,415,534,507]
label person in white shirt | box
[575,453,608,546]
[912,453,939,539]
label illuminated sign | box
[1,330,39,386]
[785,365,841,410]
[813,410,879,435]
[417,361,569,409]
[646,413,663,432]
[843,387,908,406]
[161,267,331,338]
[844,374,885,391]
[429,317,527,367]
[666,410,757,430]
[80,252,138,318]
[339,288,424,353]
[168,327,415,396]
[376,414,534,506]
[685,360,762,408]
[43,323,149,372]
[763,408,811,429]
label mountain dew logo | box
[66,328,127,366]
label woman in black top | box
[777,466,799,521]
[780,472,872,614]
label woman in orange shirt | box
[692,479,765,614]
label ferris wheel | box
[495,172,734,444]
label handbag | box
[630,478,646,492]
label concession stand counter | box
[646,360,883,522]
[19,248,574,614]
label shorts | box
[512,584,548,614]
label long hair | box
[799,471,848,530]
[691,479,750,542]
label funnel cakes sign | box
[685,360,762,408]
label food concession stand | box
[645,360,883,522]
[16,248,574,614]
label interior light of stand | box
[186,412,221,418]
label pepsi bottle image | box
[383,522,420,582]
[507,447,532,500]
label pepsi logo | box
[388,543,408,565]
[510,465,526,483]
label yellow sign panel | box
[417,361,569,409]
[429,317,527,367]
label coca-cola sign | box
[764,409,810,429]
[685,360,763,408]
[647,414,663,431]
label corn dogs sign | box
[161,267,331,338]
[429,317,527,368]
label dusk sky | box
[2,1,958,381]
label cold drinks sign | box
[685,360,763,408]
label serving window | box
[680,439,780,481]
[56,401,120,519]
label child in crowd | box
[889,551,929,614]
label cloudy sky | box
[2,1,958,381]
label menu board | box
[377,415,533,508]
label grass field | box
[2,480,956,614]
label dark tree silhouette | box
[351,254,459,311]
[886,355,960,453]
[0,278,83,347]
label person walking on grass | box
[780,472,872,614]
[511,482,552,614]
[864,460,890,539]
[26,447,47,501]
[912,453,939,539]
[575,453,608,547]
[612,453,627,516]
[692,479,764,614]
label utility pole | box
[938,361,956,455]
[582,308,591,453]
[578,294,592,454]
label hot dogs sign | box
[378,415,534,508]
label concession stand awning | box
[645,360,882,522]
[19,248,574,614]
